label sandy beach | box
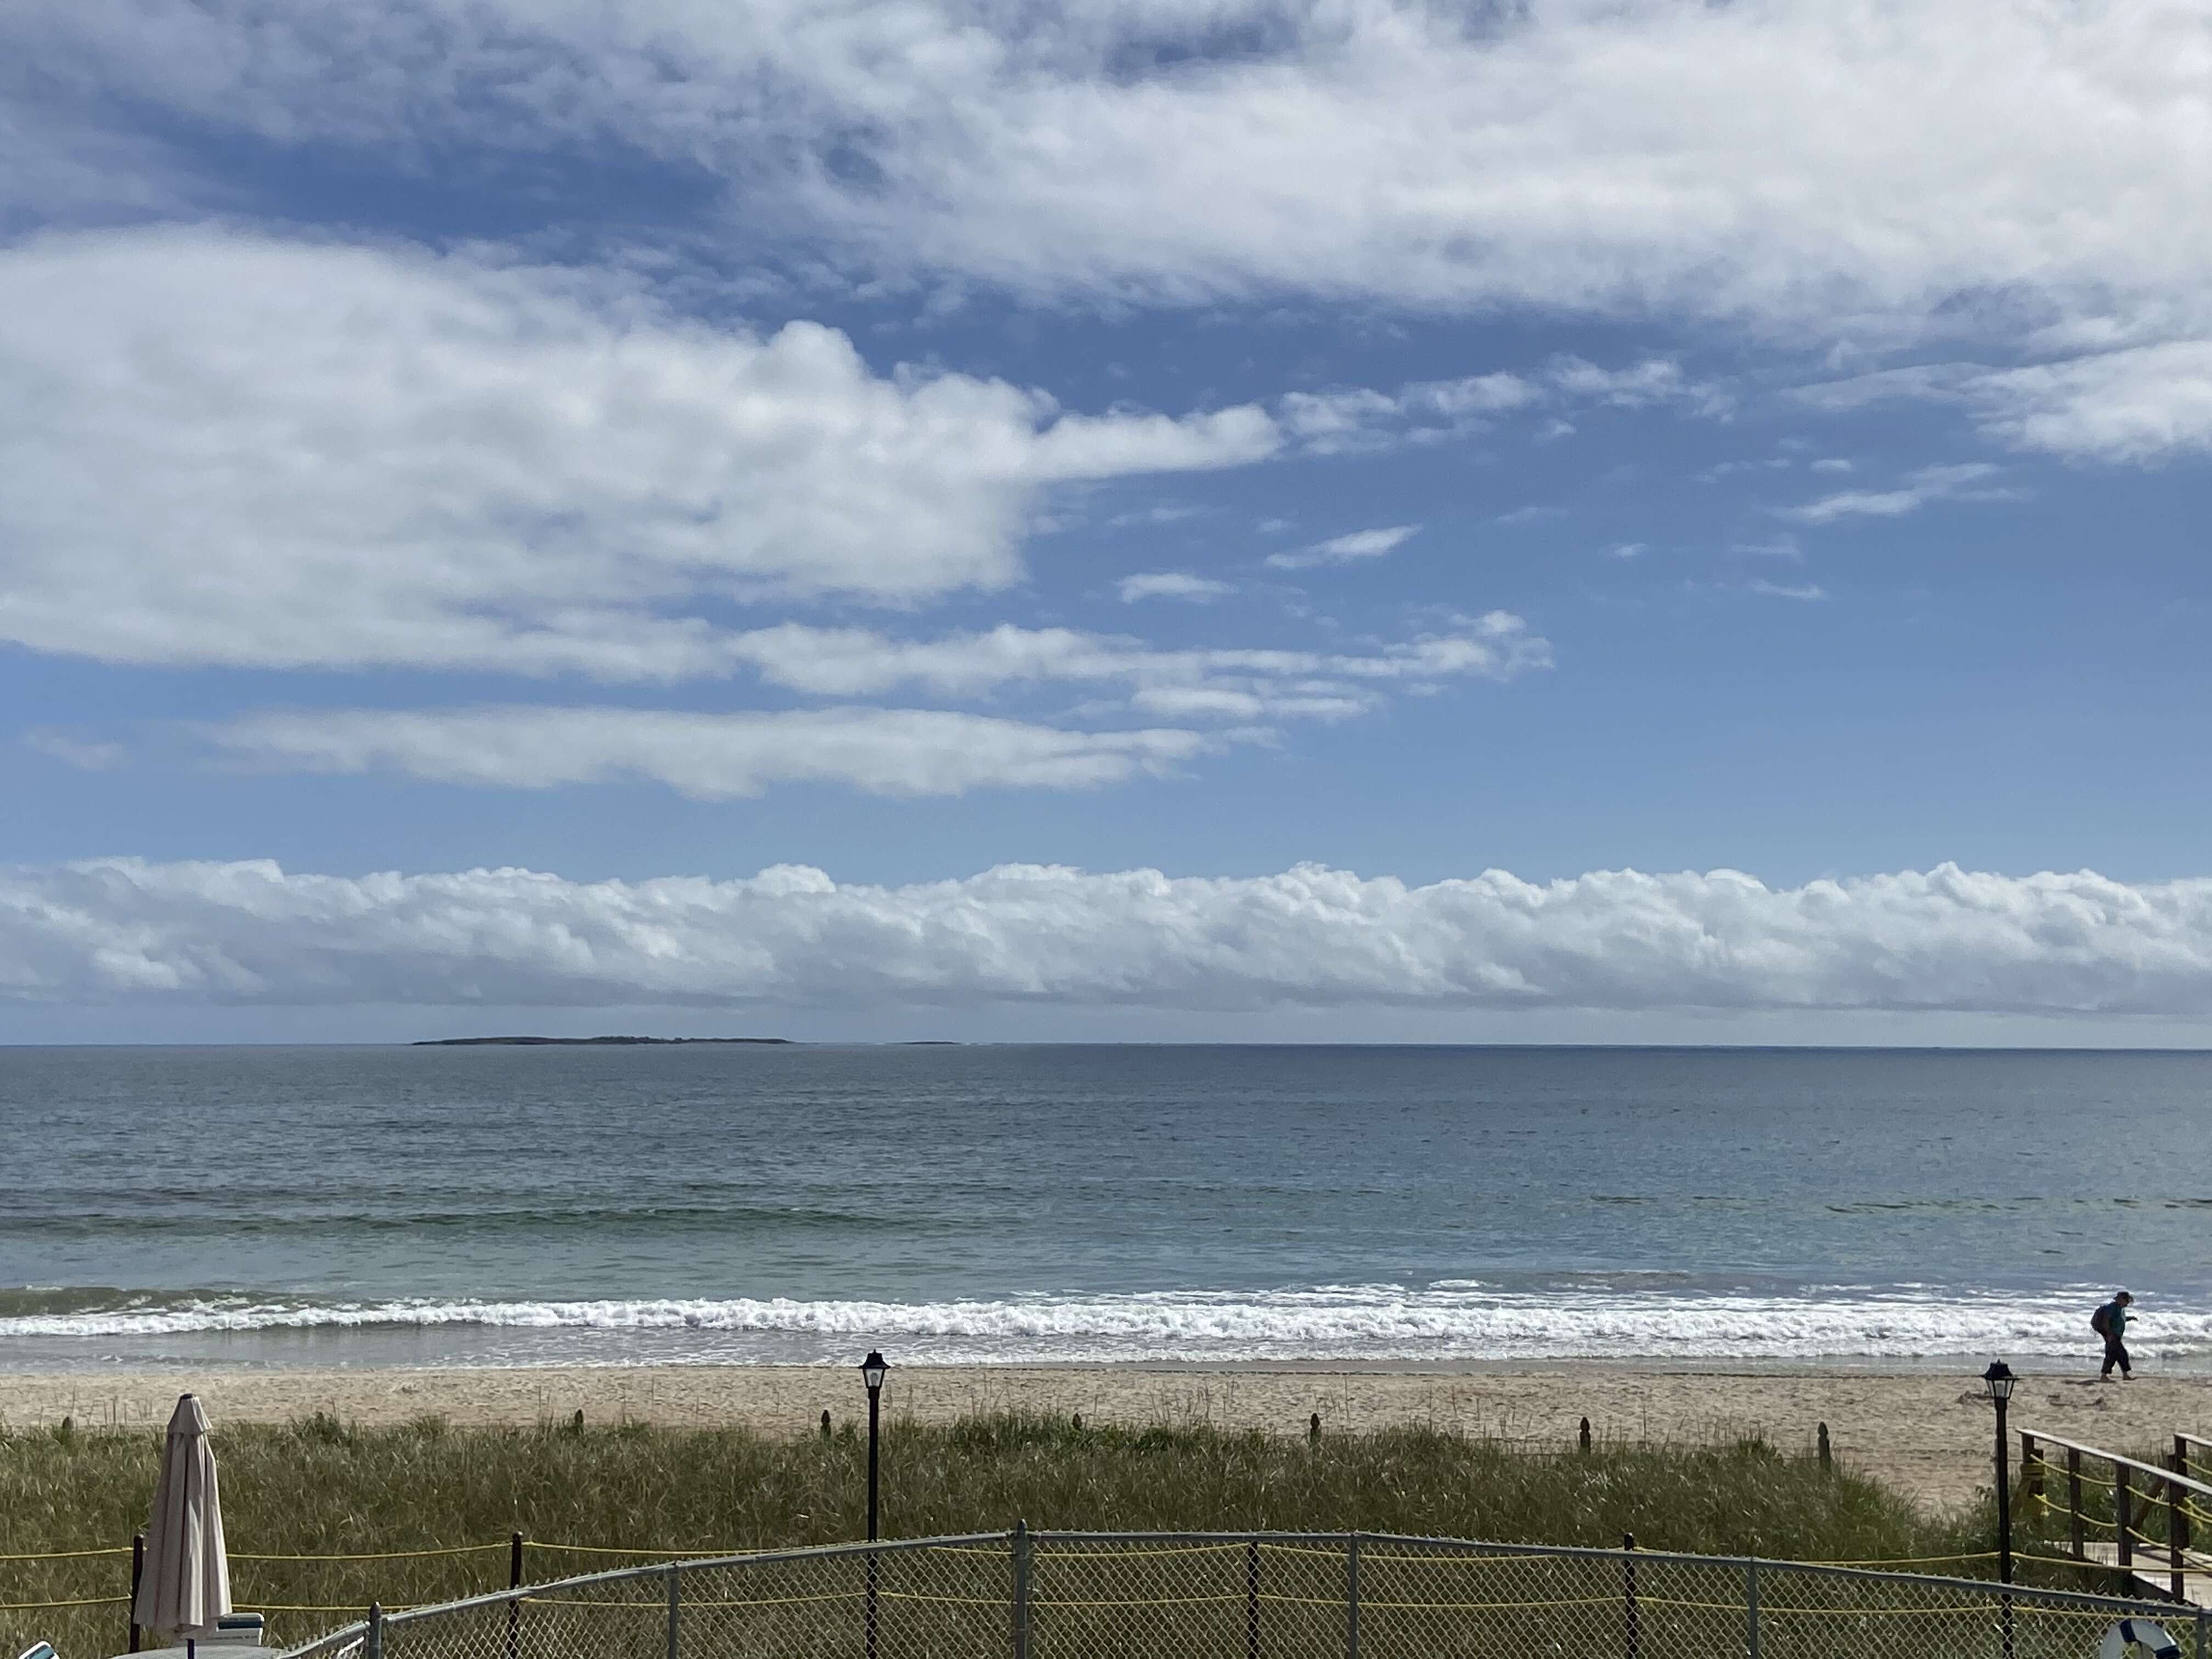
[6,1364,2205,1513]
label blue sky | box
[4,1,2211,1041]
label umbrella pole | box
[130,1531,145,1652]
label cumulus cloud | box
[201,708,1217,799]
[1267,525,1421,571]
[1780,463,2015,524]
[0,226,1278,675]
[1117,572,1234,603]
[9,857,2212,1017]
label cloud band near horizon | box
[7,857,2210,1018]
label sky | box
[3,0,2211,1043]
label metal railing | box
[2021,1427,2212,1602]
[271,1531,2212,1659]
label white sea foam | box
[6,1284,2205,1364]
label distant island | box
[413,1035,793,1046]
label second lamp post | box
[1983,1359,2016,1585]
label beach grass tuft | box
[3,1414,2008,1652]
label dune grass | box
[2,1413,2013,1653]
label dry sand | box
[5,1364,2205,1514]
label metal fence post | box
[129,1530,145,1654]
[505,1531,525,1659]
[667,1563,681,1659]
[1622,1534,1640,1659]
[366,1603,384,1659]
[1012,1521,1031,1659]
[1245,1537,1261,1659]
[1743,1558,1758,1659]
[1345,1533,1359,1659]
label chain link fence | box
[263,1533,2211,1659]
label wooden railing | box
[2018,1427,2212,1602]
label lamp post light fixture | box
[1983,1361,2017,1585]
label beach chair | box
[201,1618,263,1646]
[20,1643,59,1659]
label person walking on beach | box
[2092,1290,2133,1380]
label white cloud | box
[201,707,1217,799]
[1267,524,1421,571]
[707,617,1548,707]
[0,226,1278,675]
[1730,535,1805,561]
[1278,358,1717,455]
[137,616,1551,789]
[1811,458,1855,474]
[11,857,2212,1017]
[1748,580,1829,602]
[1780,463,2013,524]
[1801,345,2212,463]
[1117,572,1233,603]
[21,0,2210,341]
[1605,543,1646,560]
[1960,343,2212,461]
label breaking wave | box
[5,1282,2207,1364]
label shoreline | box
[6,1362,2205,1513]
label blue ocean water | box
[2,1044,2208,1371]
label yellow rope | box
[1798,1551,2001,1567]
[233,1543,509,1562]
[0,1544,134,1560]
[1348,1594,1626,1612]
[1034,1593,1246,1609]
[0,1594,132,1610]
[1043,1543,1252,1559]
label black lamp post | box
[1983,1361,2017,1584]
[860,1350,889,1541]
[860,1350,888,1659]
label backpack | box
[2091,1304,2112,1337]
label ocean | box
[2,1044,2208,1372]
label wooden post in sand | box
[2063,1449,2084,1559]
[2167,1459,2188,1604]
[2115,1466,2134,1577]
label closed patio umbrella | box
[134,1393,231,1640]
